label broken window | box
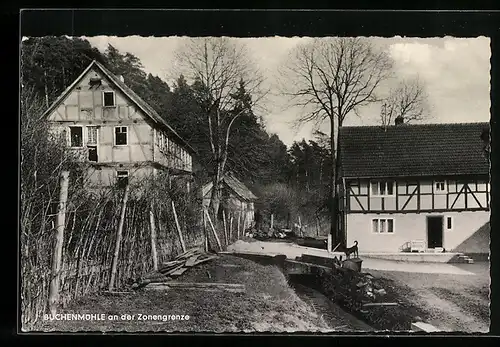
[69,126,83,147]
[87,126,99,162]
[103,91,116,107]
[116,170,129,189]
[114,126,128,146]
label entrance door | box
[427,216,443,248]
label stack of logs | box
[131,247,218,289]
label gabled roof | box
[338,122,490,178]
[203,174,258,201]
[42,60,196,155]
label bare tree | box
[380,77,429,126]
[280,37,393,246]
[172,38,265,221]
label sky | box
[84,35,491,147]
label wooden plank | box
[174,247,202,260]
[161,259,185,268]
[184,255,201,267]
[148,282,244,289]
[169,267,189,277]
[172,201,187,253]
[159,263,185,275]
[205,209,223,251]
[191,255,218,266]
[145,283,245,293]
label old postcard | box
[20,33,490,333]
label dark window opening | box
[103,91,115,107]
[115,126,128,145]
[117,171,129,189]
[69,127,83,147]
[88,146,98,162]
[89,77,102,88]
[447,217,452,230]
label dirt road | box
[368,262,490,333]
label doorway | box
[427,216,443,248]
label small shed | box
[202,173,258,230]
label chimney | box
[118,75,125,83]
[395,115,404,125]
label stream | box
[289,275,374,332]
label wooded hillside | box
[21,36,332,233]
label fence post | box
[202,209,208,252]
[149,203,158,271]
[204,209,222,251]
[229,214,233,243]
[109,184,130,291]
[172,201,186,253]
[271,214,274,230]
[237,211,241,239]
[222,210,228,246]
[48,170,69,315]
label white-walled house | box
[43,60,196,189]
[338,121,490,256]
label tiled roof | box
[338,122,490,178]
[202,174,257,201]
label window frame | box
[102,91,116,108]
[114,126,128,146]
[445,216,453,231]
[434,180,447,194]
[371,180,395,197]
[68,126,84,148]
[371,218,395,234]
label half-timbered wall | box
[342,177,490,253]
[47,66,193,188]
[345,178,490,213]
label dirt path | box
[368,265,490,333]
[415,288,487,332]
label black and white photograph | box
[20,22,491,333]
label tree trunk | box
[335,123,343,245]
[209,166,222,223]
[43,70,49,108]
[330,117,338,248]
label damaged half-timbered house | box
[338,119,490,256]
[43,60,196,191]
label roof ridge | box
[340,121,489,130]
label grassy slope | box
[31,255,332,332]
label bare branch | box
[380,76,430,126]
